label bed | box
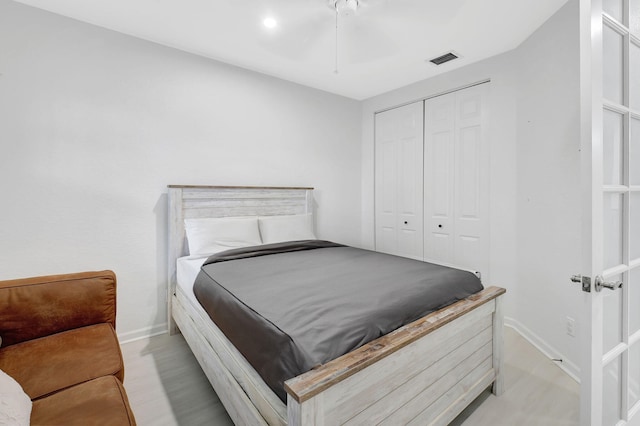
[167,185,505,425]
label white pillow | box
[258,214,316,244]
[184,216,262,256]
[0,369,31,426]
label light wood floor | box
[121,326,579,425]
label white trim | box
[373,79,491,115]
[118,323,168,344]
[505,316,580,383]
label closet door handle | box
[404,221,408,225]
[438,224,443,228]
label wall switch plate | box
[566,316,576,337]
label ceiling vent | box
[429,52,458,65]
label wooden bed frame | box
[167,185,505,425]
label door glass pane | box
[631,42,640,111]
[632,193,640,261]
[632,0,640,37]
[604,356,622,425]
[604,24,624,104]
[604,0,623,22]
[631,269,640,335]
[633,118,640,186]
[604,109,624,185]
[631,342,640,408]
[604,193,624,269]
[604,274,624,353]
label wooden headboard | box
[166,185,314,333]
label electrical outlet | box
[566,316,576,337]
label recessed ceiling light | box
[263,17,277,29]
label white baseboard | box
[118,323,168,344]
[505,316,580,383]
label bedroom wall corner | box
[0,0,363,339]
[360,0,583,380]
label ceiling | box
[14,0,570,100]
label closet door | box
[423,94,456,263]
[424,84,489,276]
[375,101,424,260]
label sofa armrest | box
[0,270,117,347]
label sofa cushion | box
[31,375,136,426]
[0,270,116,347]
[0,323,124,400]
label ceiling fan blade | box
[224,0,334,60]
[339,17,398,64]
[358,0,467,26]
[229,0,323,15]
[258,12,333,60]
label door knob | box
[594,275,623,292]
[404,221,408,225]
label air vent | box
[429,52,458,65]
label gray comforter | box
[193,240,483,402]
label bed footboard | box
[285,286,505,425]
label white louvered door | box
[424,84,490,277]
[374,101,424,260]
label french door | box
[580,0,640,424]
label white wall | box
[361,0,582,379]
[514,0,582,379]
[0,0,362,341]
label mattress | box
[193,240,484,403]
[176,255,208,306]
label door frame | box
[579,0,605,421]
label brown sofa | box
[0,270,136,425]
